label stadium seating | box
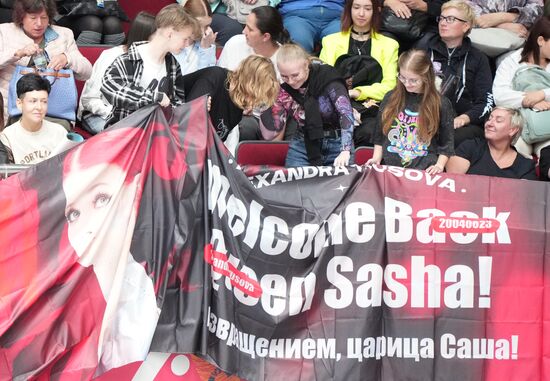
[236,141,289,166]
[354,146,374,165]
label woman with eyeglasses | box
[259,43,355,167]
[319,0,398,147]
[416,0,493,148]
[366,49,454,174]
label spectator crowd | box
[0,0,549,181]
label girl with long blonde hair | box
[367,49,454,174]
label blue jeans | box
[286,136,353,167]
[81,113,107,135]
[282,7,342,53]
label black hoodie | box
[416,35,494,126]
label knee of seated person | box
[78,15,104,34]
[103,16,124,35]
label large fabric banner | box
[0,98,549,380]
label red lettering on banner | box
[204,244,263,298]
[431,217,500,234]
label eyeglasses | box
[397,74,421,85]
[436,15,468,24]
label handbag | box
[222,0,269,24]
[512,66,550,144]
[8,66,78,121]
[468,28,524,58]
[379,7,428,42]
[334,54,383,118]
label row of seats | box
[236,142,373,167]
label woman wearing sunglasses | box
[366,49,454,174]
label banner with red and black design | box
[0,98,549,380]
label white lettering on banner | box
[209,234,317,316]
[251,166,351,189]
[206,161,507,313]
[249,164,457,193]
[207,309,341,361]
[385,198,510,244]
[208,162,511,261]
[370,164,456,192]
[208,309,519,362]
[325,256,493,309]
[441,334,519,360]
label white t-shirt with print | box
[217,34,281,79]
[0,119,68,164]
[137,44,169,94]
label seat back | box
[354,146,374,165]
[76,44,112,101]
[236,141,289,166]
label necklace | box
[351,28,370,39]
[446,46,457,65]
[353,38,369,55]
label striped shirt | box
[101,42,186,126]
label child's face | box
[17,90,48,126]
[397,68,424,94]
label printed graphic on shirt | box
[145,76,169,95]
[20,149,51,164]
[387,109,428,167]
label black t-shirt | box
[184,66,243,141]
[456,138,537,180]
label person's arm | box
[327,81,354,166]
[445,138,476,174]
[476,12,518,28]
[56,27,92,81]
[80,50,119,119]
[327,81,354,151]
[101,55,164,112]
[492,52,524,108]
[426,154,449,175]
[352,35,399,102]
[463,52,494,126]
[259,89,290,141]
[510,0,543,28]
[0,25,37,68]
[445,155,470,174]
[435,96,455,158]
[366,145,383,165]
[0,135,12,164]
[365,93,391,166]
[197,44,216,70]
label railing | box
[0,164,31,179]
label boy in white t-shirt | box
[101,4,200,127]
[0,73,67,165]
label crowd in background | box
[0,0,549,181]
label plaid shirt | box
[101,42,186,126]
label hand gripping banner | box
[0,98,549,380]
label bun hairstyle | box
[251,6,291,45]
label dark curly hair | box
[12,0,56,27]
